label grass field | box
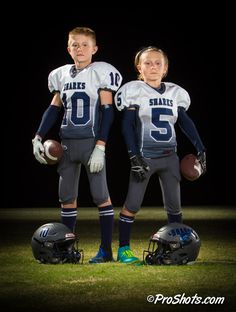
[0,206,235,312]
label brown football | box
[180,154,202,181]
[43,140,63,165]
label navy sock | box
[119,213,135,247]
[167,213,183,223]
[61,208,77,233]
[98,205,114,252]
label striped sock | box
[98,205,114,251]
[119,213,135,247]
[61,208,77,233]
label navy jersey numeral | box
[115,91,122,107]
[151,107,173,141]
[62,92,90,126]
[109,72,121,87]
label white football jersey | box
[115,80,190,158]
[48,62,122,139]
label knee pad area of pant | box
[124,205,139,214]
[60,198,76,205]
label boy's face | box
[67,34,98,65]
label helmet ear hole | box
[44,241,54,248]
[144,223,201,265]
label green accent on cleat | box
[117,246,140,264]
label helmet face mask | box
[143,223,201,265]
[31,223,83,264]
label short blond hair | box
[68,27,96,45]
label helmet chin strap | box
[52,239,84,264]
[62,249,84,264]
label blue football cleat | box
[89,246,114,264]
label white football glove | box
[87,145,105,173]
[32,135,47,164]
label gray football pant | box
[124,153,181,215]
[57,138,110,206]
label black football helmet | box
[31,222,83,264]
[143,223,201,265]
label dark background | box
[4,4,234,208]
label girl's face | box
[67,34,98,67]
[137,50,168,84]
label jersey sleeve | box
[176,86,190,111]
[93,62,123,93]
[114,81,140,111]
[48,67,61,93]
[48,65,71,93]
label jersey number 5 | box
[151,107,173,142]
